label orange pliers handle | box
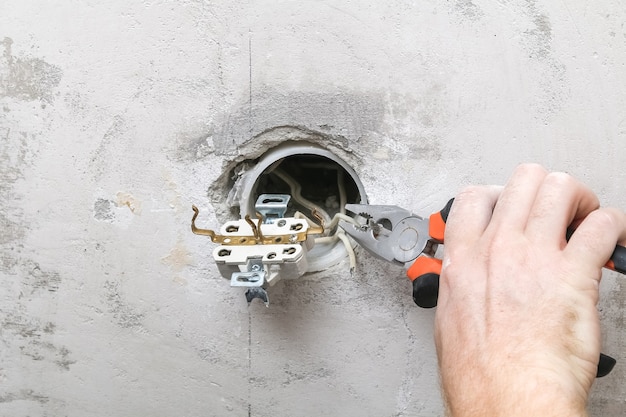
[405,198,453,308]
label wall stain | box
[0,389,49,404]
[183,87,385,160]
[175,133,214,162]
[523,1,553,60]
[0,124,62,365]
[451,0,483,21]
[90,115,127,181]
[115,191,142,215]
[161,239,193,273]
[448,0,565,122]
[161,169,183,213]
[0,37,62,102]
[54,346,76,371]
[281,364,334,387]
[0,208,23,249]
[2,310,75,371]
[2,312,53,339]
[19,341,76,371]
[198,346,222,364]
[94,194,143,222]
[103,280,145,329]
[0,129,31,253]
[23,259,61,293]
[518,0,566,121]
[93,198,115,222]
[43,322,56,334]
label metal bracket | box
[245,288,269,307]
[255,194,290,224]
[231,259,265,287]
[230,259,270,307]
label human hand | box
[434,164,626,417]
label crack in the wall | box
[247,311,252,417]
[394,305,417,416]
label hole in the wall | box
[235,141,368,272]
[251,154,362,217]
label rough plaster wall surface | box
[1,0,626,415]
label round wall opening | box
[238,141,368,272]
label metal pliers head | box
[339,204,435,265]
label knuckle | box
[544,171,576,187]
[456,185,490,201]
[440,256,465,285]
[515,162,548,176]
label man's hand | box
[435,164,626,416]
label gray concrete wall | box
[1,1,625,415]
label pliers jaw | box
[340,204,432,265]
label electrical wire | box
[307,212,358,272]
[325,212,360,232]
[272,168,332,227]
[337,229,356,273]
[275,167,357,272]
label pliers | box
[341,199,626,378]
[339,199,453,309]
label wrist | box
[442,364,589,417]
